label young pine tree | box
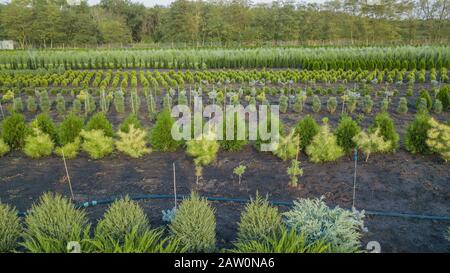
[306,118,344,163]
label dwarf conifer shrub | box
[220,114,247,152]
[85,112,114,137]
[417,97,428,113]
[336,116,361,153]
[38,90,51,112]
[436,86,449,110]
[312,95,321,113]
[34,113,58,143]
[294,115,319,151]
[12,97,23,112]
[352,128,392,162]
[27,96,37,113]
[55,138,80,159]
[150,109,181,152]
[58,113,84,145]
[116,125,150,158]
[306,118,344,163]
[416,90,432,110]
[56,94,66,116]
[119,114,143,133]
[405,114,432,154]
[170,193,216,253]
[434,99,443,114]
[279,95,288,113]
[114,90,125,113]
[426,118,450,162]
[80,129,114,159]
[22,193,90,253]
[284,198,364,253]
[380,98,390,112]
[397,97,408,115]
[94,197,150,246]
[327,97,337,114]
[186,129,220,182]
[1,113,30,149]
[235,194,283,245]
[293,95,304,113]
[0,203,22,252]
[24,129,55,158]
[362,95,373,114]
[369,112,399,151]
[72,98,82,114]
[273,129,298,161]
[0,138,10,157]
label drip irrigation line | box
[15,193,450,222]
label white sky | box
[87,0,326,7]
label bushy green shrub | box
[56,94,66,115]
[405,114,432,154]
[284,198,364,253]
[34,113,58,143]
[369,112,399,151]
[72,98,82,114]
[12,97,23,112]
[397,97,408,115]
[436,86,449,110]
[94,197,150,246]
[235,194,283,245]
[0,203,22,252]
[24,129,55,158]
[306,118,344,163]
[1,113,30,149]
[54,138,80,159]
[0,138,10,157]
[80,129,114,159]
[58,113,84,145]
[293,95,304,113]
[27,96,37,113]
[38,90,51,112]
[220,114,247,152]
[312,95,321,112]
[362,95,373,114]
[114,90,125,114]
[294,115,319,151]
[116,125,150,158]
[186,129,220,181]
[434,99,443,114]
[416,89,432,110]
[119,113,142,133]
[22,193,90,253]
[232,226,330,253]
[327,97,337,114]
[169,193,216,253]
[417,97,428,113]
[150,109,181,152]
[85,112,114,137]
[353,128,392,162]
[336,116,361,153]
[279,95,288,113]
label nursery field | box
[0,46,449,254]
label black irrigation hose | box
[17,193,450,222]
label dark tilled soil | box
[1,146,449,253]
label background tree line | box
[0,0,448,48]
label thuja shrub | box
[436,86,449,110]
[235,194,283,244]
[56,94,66,116]
[306,118,344,163]
[335,116,361,153]
[416,90,432,110]
[417,97,429,113]
[369,112,399,151]
[426,118,450,162]
[0,203,22,252]
[294,115,319,151]
[1,113,30,149]
[284,198,364,253]
[405,114,432,154]
[170,192,216,253]
[80,129,114,159]
[150,109,181,152]
[59,113,84,145]
[85,112,114,137]
[312,95,321,113]
[220,114,247,152]
[0,138,10,157]
[119,113,143,133]
[92,196,150,250]
[327,97,337,114]
[34,113,58,143]
[23,129,55,158]
[397,97,408,115]
[116,125,150,158]
[27,96,37,113]
[434,99,443,114]
[22,193,91,253]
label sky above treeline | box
[87,0,326,7]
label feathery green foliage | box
[306,118,344,163]
[80,129,114,159]
[23,129,55,158]
[0,203,22,252]
[353,128,392,162]
[116,125,150,158]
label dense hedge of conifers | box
[0,46,449,70]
